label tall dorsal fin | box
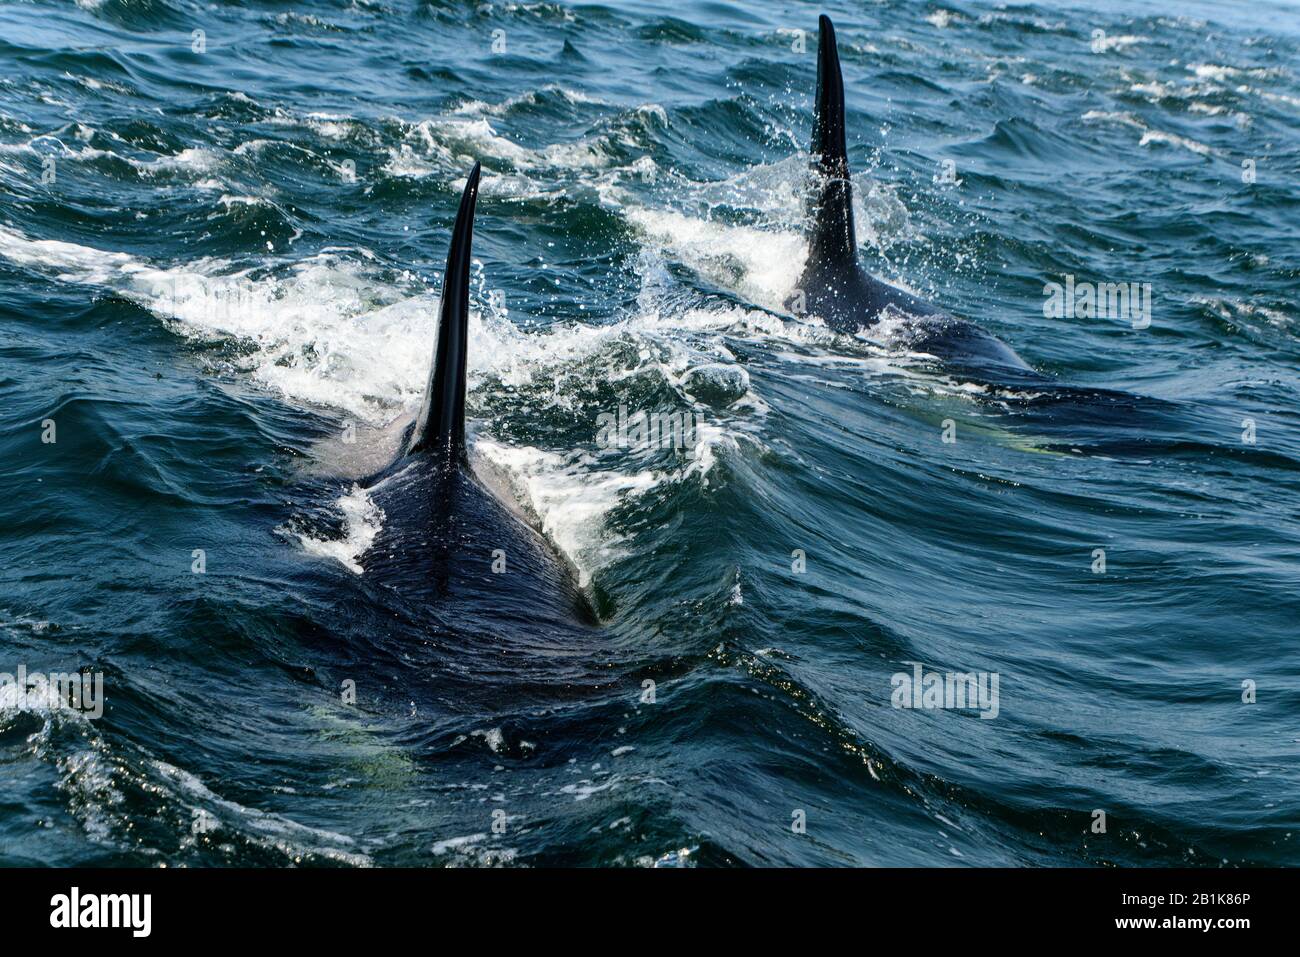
[807,14,858,271]
[409,162,481,462]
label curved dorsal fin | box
[807,15,858,271]
[408,162,481,463]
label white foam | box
[0,225,434,422]
[1139,129,1212,156]
[294,485,384,574]
[388,115,615,178]
[304,112,355,139]
[1258,90,1300,109]
[383,143,443,178]
[1082,110,1146,129]
[475,440,659,585]
[1080,111,1212,157]
[0,223,773,581]
[1187,63,1238,81]
[7,79,937,592]
[1193,296,1292,328]
[150,760,370,865]
[384,100,669,186]
[416,116,535,167]
[472,727,506,752]
[1093,34,1147,52]
[0,224,137,284]
[1129,79,1177,100]
[130,146,222,176]
[559,776,621,800]
[624,207,806,311]
[619,153,919,317]
[431,833,485,854]
[453,86,600,117]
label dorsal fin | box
[807,15,858,271]
[408,162,481,462]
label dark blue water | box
[2,0,1298,866]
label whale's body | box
[791,16,1033,378]
[357,164,596,644]
[362,454,596,634]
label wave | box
[0,223,763,583]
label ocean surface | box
[1,0,1298,867]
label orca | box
[356,163,598,637]
[789,15,1034,378]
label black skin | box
[361,450,598,632]
[791,15,1036,381]
[352,162,597,647]
[796,238,1036,377]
